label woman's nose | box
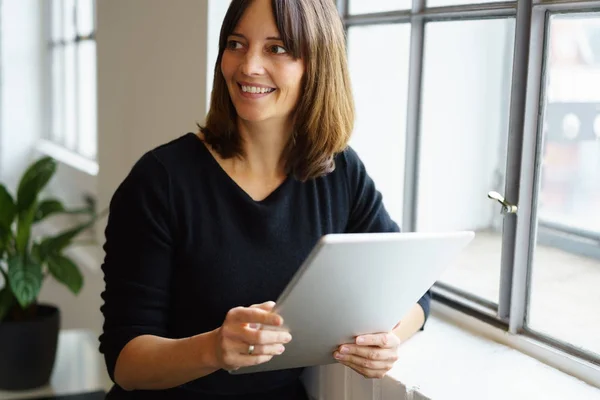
[241,50,265,76]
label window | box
[529,13,600,357]
[48,0,97,162]
[347,24,411,223]
[349,0,412,15]
[340,0,600,376]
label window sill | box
[36,139,99,176]
[386,301,600,399]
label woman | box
[99,0,431,399]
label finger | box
[333,352,394,371]
[221,322,292,345]
[227,306,283,326]
[337,344,398,362]
[221,339,276,370]
[234,342,286,356]
[245,325,292,345]
[225,353,274,369]
[356,332,399,348]
[248,302,277,329]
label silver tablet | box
[230,231,475,375]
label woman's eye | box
[226,40,243,50]
[269,45,288,55]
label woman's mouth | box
[237,83,276,99]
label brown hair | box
[199,0,354,181]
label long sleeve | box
[341,147,431,328]
[99,152,175,381]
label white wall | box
[96,0,209,217]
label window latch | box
[487,191,518,215]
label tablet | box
[230,230,475,375]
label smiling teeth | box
[242,85,274,94]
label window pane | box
[77,41,97,160]
[63,0,76,41]
[349,0,412,15]
[64,43,77,151]
[529,14,600,356]
[51,0,63,42]
[347,24,411,224]
[427,0,512,7]
[77,0,94,36]
[51,47,65,144]
[417,19,515,304]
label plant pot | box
[0,304,60,390]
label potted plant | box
[0,156,103,390]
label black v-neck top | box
[99,133,431,399]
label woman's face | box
[220,0,305,126]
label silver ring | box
[248,344,255,355]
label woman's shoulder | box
[118,133,209,194]
[147,132,207,170]
[332,145,365,180]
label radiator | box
[302,364,430,400]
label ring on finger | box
[248,344,255,355]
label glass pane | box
[427,0,511,7]
[349,0,412,15]
[417,19,515,304]
[76,0,94,36]
[77,41,97,160]
[51,0,63,42]
[347,24,411,224]
[529,14,600,356]
[63,0,76,41]
[51,47,65,144]
[64,43,77,151]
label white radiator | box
[302,364,430,400]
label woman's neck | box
[235,117,292,179]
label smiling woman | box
[98,0,431,399]
[220,6,305,125]
[201,0,354,182]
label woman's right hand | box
[213,301,292,371]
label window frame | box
[338,0,600,370]
[41,0,98,175]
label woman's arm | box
[392,303,426,343]
[114,331,219,391]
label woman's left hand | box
[333,332,400,379]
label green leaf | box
[16,206,36,255]
[31,242,42,264]
[34,199,66,223]
[0,184,16,231]
[38,219,95,260]
[7,255,42,308]
[0,287,15,322]
[13,157,57,256]
[47,254,83,295]
[16,157,57,213]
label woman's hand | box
[333,332,400,379]
[213,301,292,371]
